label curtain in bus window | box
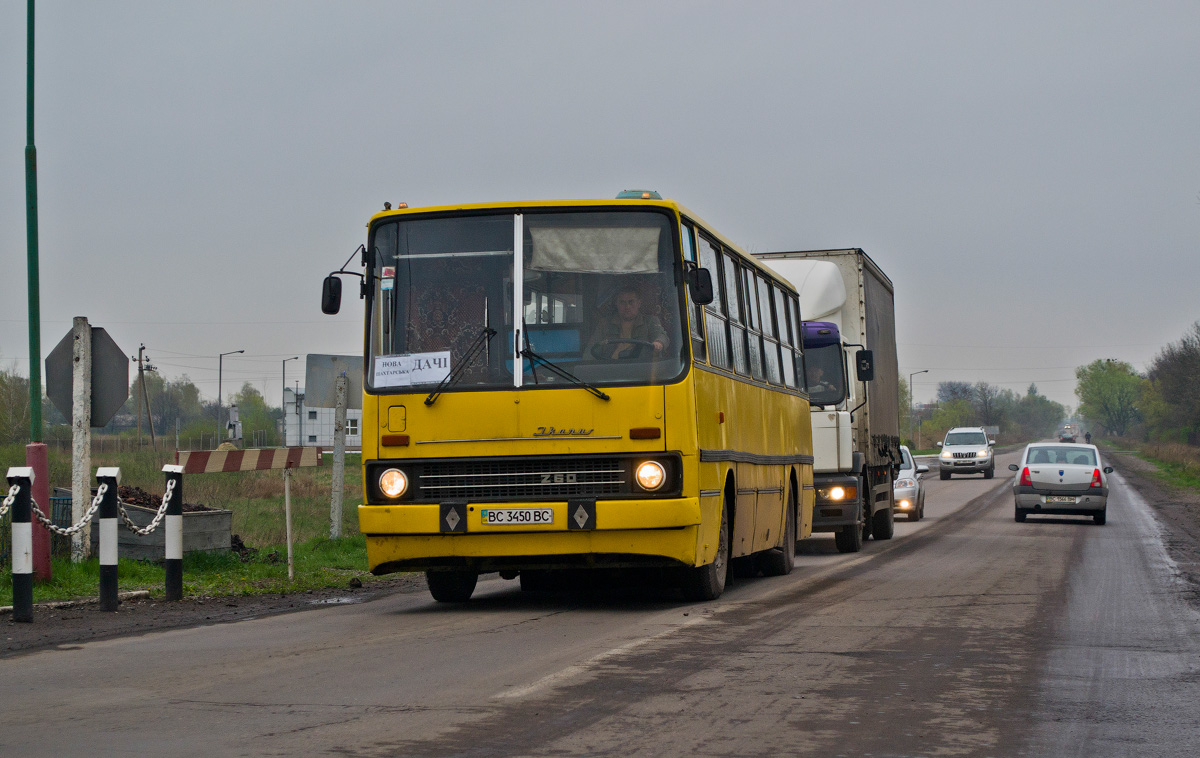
[528,227,660,273]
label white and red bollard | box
[163,464,184,601]
[7,467,35,623]
[96,467,121,612]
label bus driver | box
[587,286,669,360]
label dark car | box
[1059,432,1076,442]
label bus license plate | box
[1045,496,1075,504]
[482,508,554,526]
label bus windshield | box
[804,343,846,406]
[367,209,687,392]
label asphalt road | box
[2,449,1198,757]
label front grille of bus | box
[422,458,625,500]
[367,453,681,503]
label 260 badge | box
[481,508,554,525]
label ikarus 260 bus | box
[321,192,815,602]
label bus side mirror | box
[687,268,714,305]
[321,275,342,315]
[855,349,875,381]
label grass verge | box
[0,534,394,607]
[1099,439,1200,492]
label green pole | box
[25,0,43,442]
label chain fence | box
[1,481,176,565]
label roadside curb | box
[1,590,151,615]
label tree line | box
[902,378,1066,448]
[1076,320,1200,443]
[0,366,283,447]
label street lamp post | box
[909,369,929,447]
[282,356,299,446]
[217,349,244,446]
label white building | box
[283,387,362,450]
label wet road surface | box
[2,449,1197,756]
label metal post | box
[25,0,43,444]
[284,466,295,581]
[71,317,92,562]
[97,467,120,612]
[163,464,183,601]
[330,374,347,538]
[7,467,36,623]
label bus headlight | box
[634,461,666,491]
[379,468,408,498]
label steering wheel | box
[594,339,657,359]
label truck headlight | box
[941,450,952,459]
[379,468,408,498]
[976,450,990,458]
[634,461,666,491]
[818,485,856,501]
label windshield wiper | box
[425,328,496,406]
[519,346,610,401]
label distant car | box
[1058,432,1076,442]
[937,426,996,479]
[1009,443,1113,525]
[893,445,928,521]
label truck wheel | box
[759,493,796,577]
[682,501,729,601]
[871,501,895,540]
[834,517,863,553]
[940,469,950,481]
[426,569,478,602]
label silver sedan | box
[893,445,928,522]
[1009,443,1114,525]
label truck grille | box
[952,452,976,459]
[420,458,626,500]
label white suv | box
[937,427,996,480]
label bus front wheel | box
[426,569,478,603]
[683,503,729,601]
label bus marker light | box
[382,434,410,446]
[630,427,661,439]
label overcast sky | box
[3,1,1198,410]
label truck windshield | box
[367,210,686,393]
[804,343,846,406]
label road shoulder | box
[1108,450,1200,608]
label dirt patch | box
[1110,451,1200,607]
[2,573,426,659]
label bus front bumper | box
[359,497,702,574]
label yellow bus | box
[321,192,814,602]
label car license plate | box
[481,508,554,526]
[1045,495,1076,504]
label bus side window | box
[741,266,764,381]
[680,222,706,361]
[790,293,805,389]
[724,252,749,376]
[698,234,730,370]
[773,285,797,388]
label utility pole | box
[135,344,158,453]
[909,369,929,447]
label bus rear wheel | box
[683,502,729,601]
[426,569,478,602]
[758,491,796,577]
